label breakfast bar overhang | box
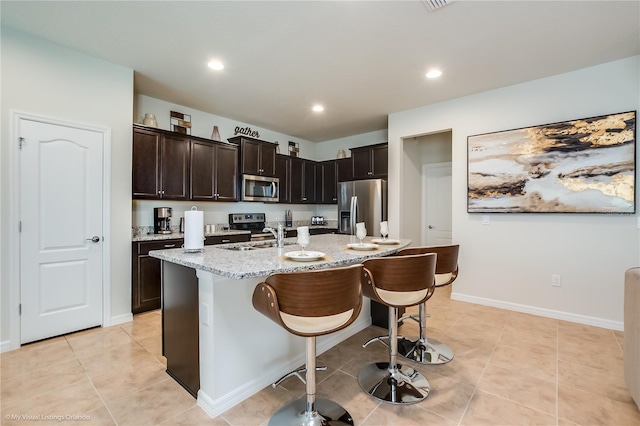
[149,234,411,418]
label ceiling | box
[2,1,639,142]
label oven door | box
[241,175,279,202]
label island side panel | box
[162,261,200,397]
[195,270,372,418]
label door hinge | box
[18,137,25,150]
[18,221,22,233]
[19,304,22,315]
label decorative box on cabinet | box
[132,126,190,199]
[350,143,388,180]
[228,136,277,177]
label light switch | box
[482,215,490,225]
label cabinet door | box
[190,140,215,200]
[290,157,304,203]
[303,160,317,203]
[214,144,238,201]
[320,161,337,204]
[336,158,353,182]
[161,134,190,199]
[132,239,182,314]
[351,147,372,179]
[241,139,261,175]
[275,154,291,203]
[260,143,276,176]
[132,129,161,198]
[371,144,388,177]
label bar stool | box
[358,253,437,404]
[252,264,363,426]
[397,245,459,365]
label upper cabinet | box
[133,125,236,201]
[290,157,317,204]
[350,143,388,180]
[318,160,338,204]
[132,126,189,200]
[275,154,291,203]
[190,141,238,201]
[228,136,277,177]
[336,157,353,182]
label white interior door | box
[19,118,104,344]
[423,162,452,246]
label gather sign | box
[234,126,260,138]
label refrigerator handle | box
[350,196,357,235]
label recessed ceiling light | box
[207,60,224,71]
[426,69,442,79]
[312,105,324,112]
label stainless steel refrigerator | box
[338,179,387,236]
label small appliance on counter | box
[285,210,293,227]
[311,216,325,226]
[154,207,172,234]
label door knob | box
[86,236,100,243]
[428,225,434,229]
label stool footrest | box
[397,336,454,365]
[357,362,430,404]
[272,366,328,388]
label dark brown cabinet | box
[190,141,238,201]
[318,160,338,204]
[132,239,182,314]
[275,154,291,203]
[350,143,388,180]
[132,234,249,314]
[336,157,353,182]
[229,136,277,177]
[133,127,190,199]
[290,157,317,203]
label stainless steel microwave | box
[241,174,279,202]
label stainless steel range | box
[228,213,274,241]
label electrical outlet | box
[200,303,211,326]
[551,274,562,287]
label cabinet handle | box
[221,239,230,243]
[302,197,307,201]
[164,244,176,248]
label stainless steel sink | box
[222,241,294,251]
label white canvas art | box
[468,111,636,213]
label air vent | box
[421,0,456,12]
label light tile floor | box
[2,286,639,425]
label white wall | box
[136,95,317,160]
[315,129,388,161]
[1,28,134,346]
[389,56,640,328]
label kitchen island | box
[149,234,411,418]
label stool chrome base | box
[397,336,454,365]
[357,362,430,404]
[268,397,354,426]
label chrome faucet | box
[263,223,284,248]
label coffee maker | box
[154,207,172,234]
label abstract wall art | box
[467,111,636,213]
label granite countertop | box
[132,230,251,242]
[133,226,338,242]
[149,233,410,279]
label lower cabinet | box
[131,234,250,314]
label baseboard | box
[196,316,371,418]
[107,313,133,327]
[0,339,17,353]
[451,291,624,331]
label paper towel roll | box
[184,207,204,251]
